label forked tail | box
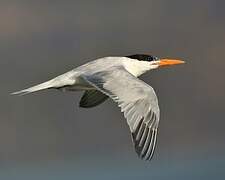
[11,79,54,96]
[11,71,76,96]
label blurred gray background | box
[1,0,225,179]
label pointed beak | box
[157,59,185,67]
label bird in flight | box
[12,54,185,161]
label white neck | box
[122,57,153,77]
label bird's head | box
[126,54,185,70]
[124,54,185,77]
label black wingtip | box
[131,117,158,161]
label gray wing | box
[79,90,108,108]
[81,67,160,161]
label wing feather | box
[79,90,108,108]
[81,67,160,161]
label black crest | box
[126,54,159,61]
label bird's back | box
[72,57,126,77]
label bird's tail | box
[11,71,76,96]
[11,79,55,96]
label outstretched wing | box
[81,67,160,161]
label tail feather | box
[11,71,76,96]
[11,80,54,96]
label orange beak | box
[158,59,185,67]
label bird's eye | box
[148,56,154,61]
[153,56,159,61]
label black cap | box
[126,54,159,61]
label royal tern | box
[12,54,184,161]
